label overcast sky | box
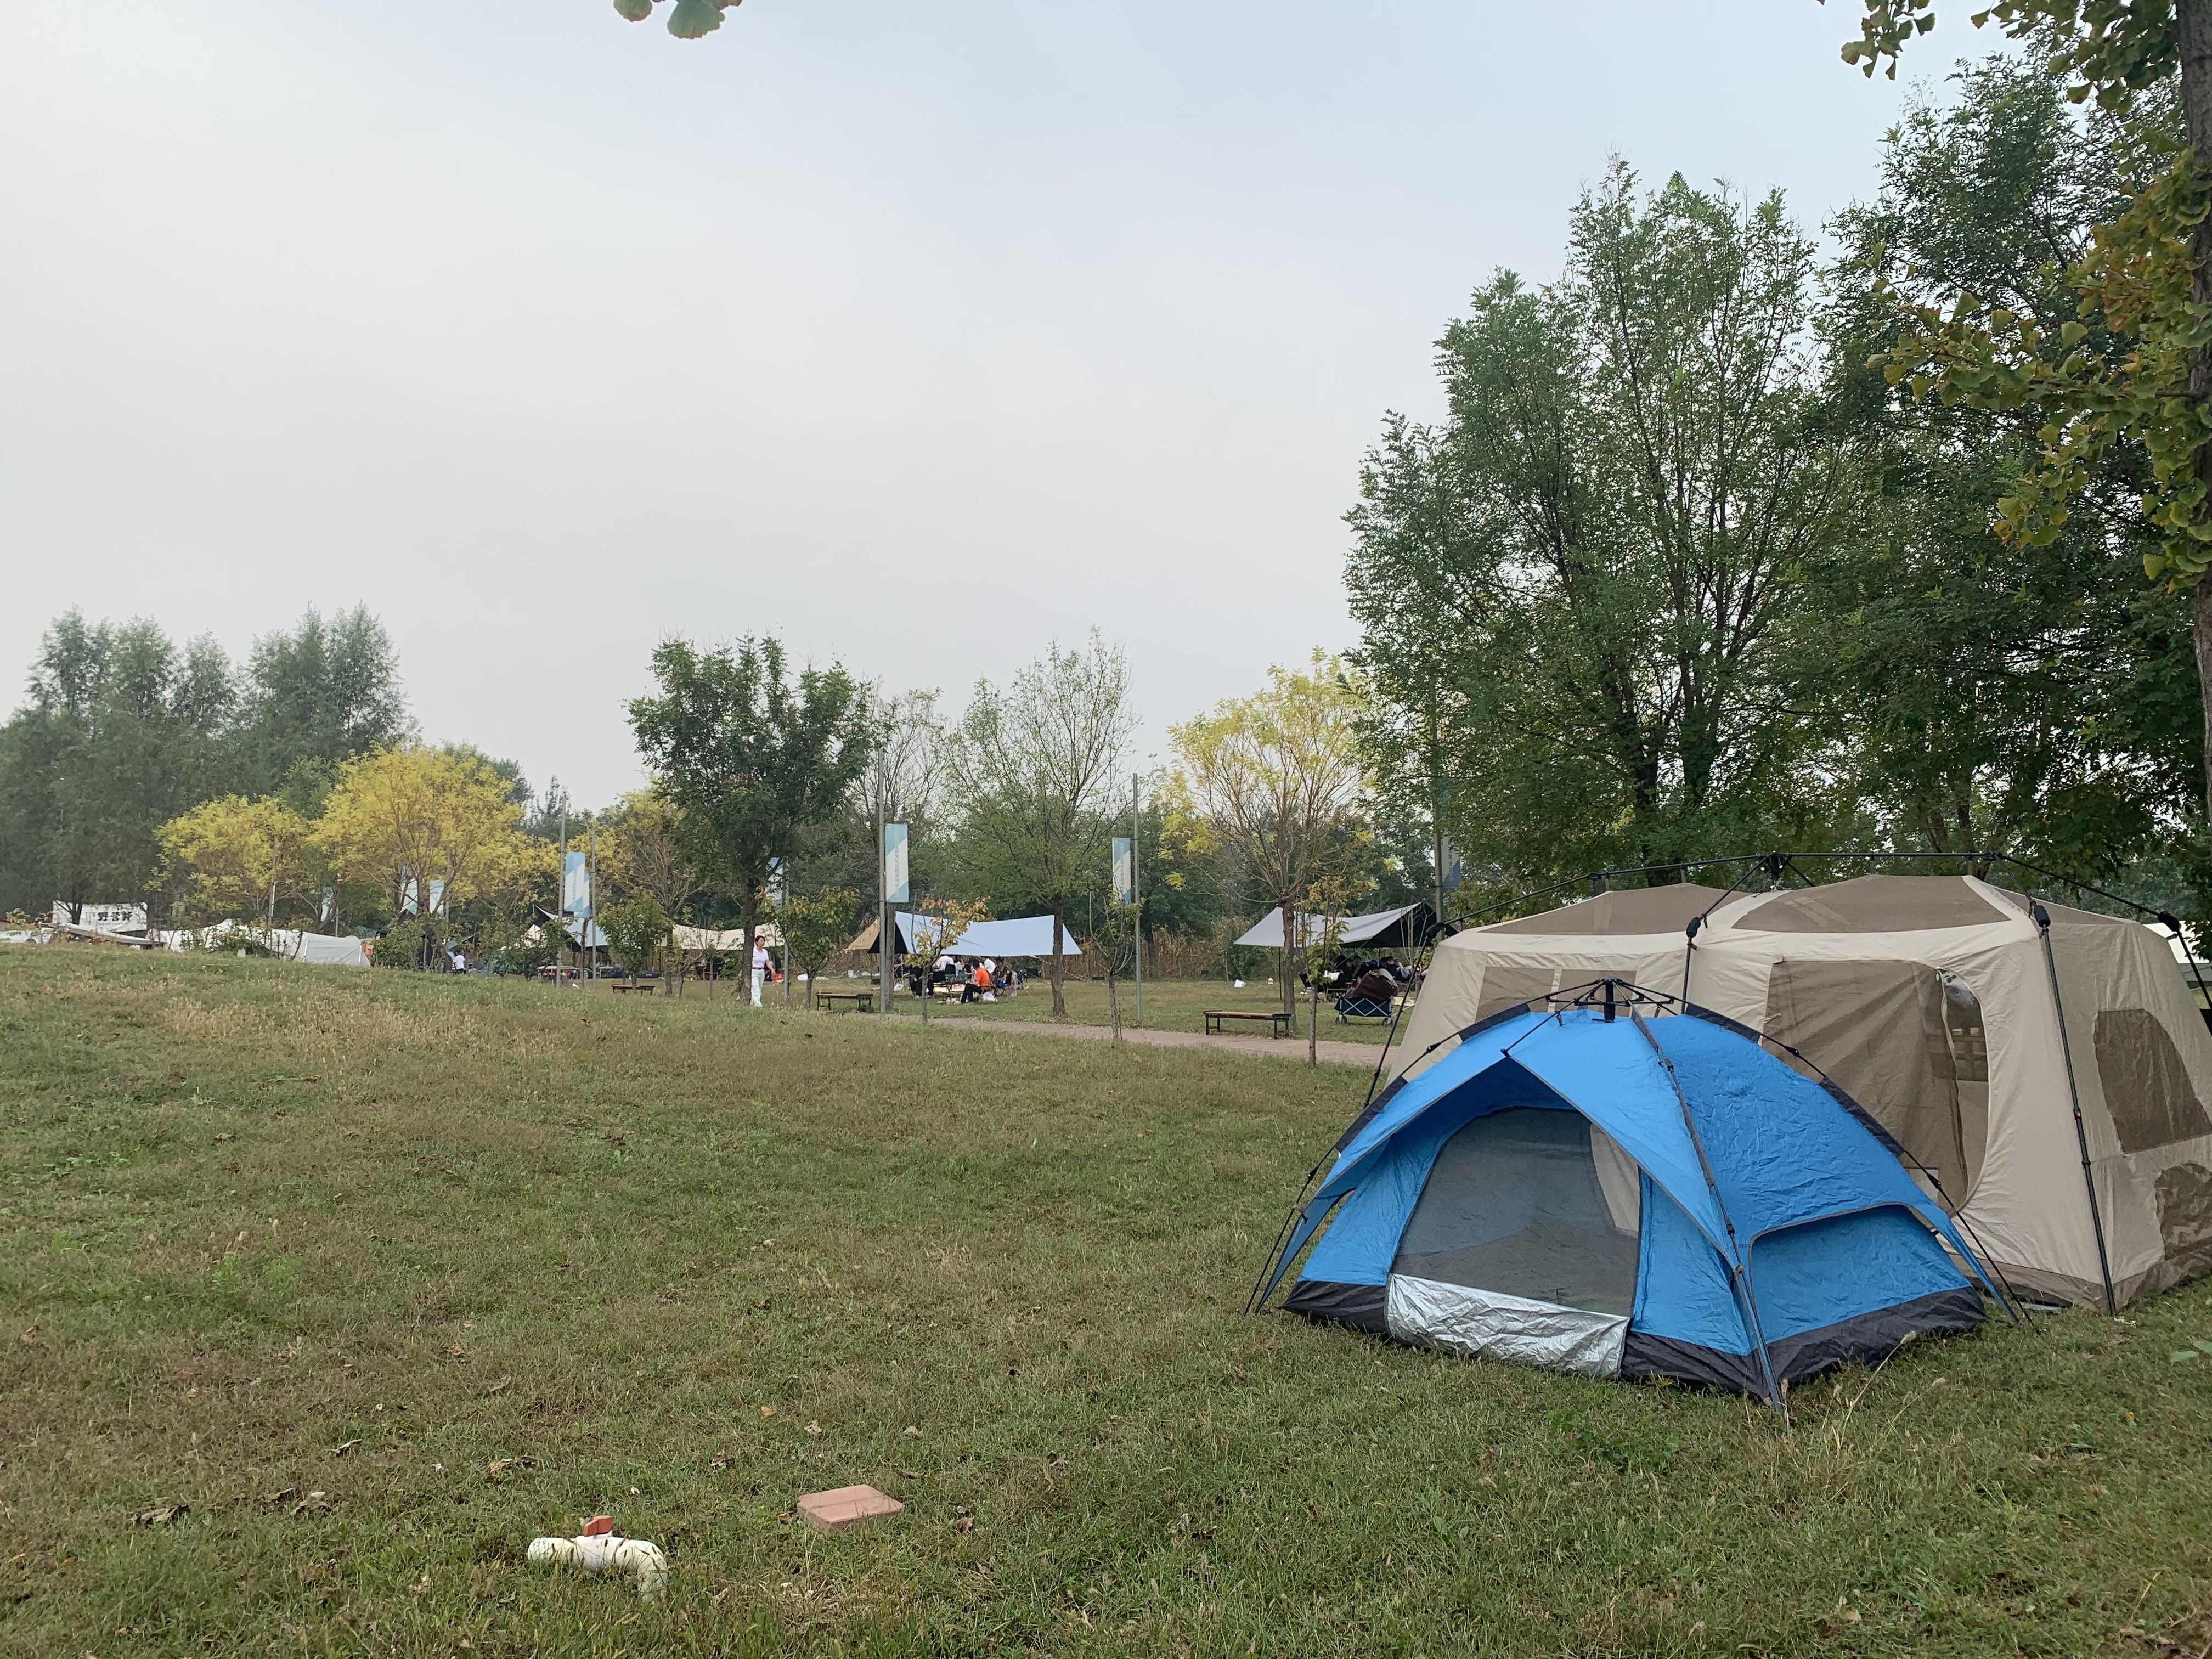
[0,2,1983,806]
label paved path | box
[885,1012,1384,1069]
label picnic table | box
[816,990,875,1014]
[1205,1008,1290,1039]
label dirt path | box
[885,1012,1385,1069]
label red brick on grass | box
[797,1485,904,1533]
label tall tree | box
[1816,57,2200,874]
[0,612,236,917]
[1833,0,2212,830]
[628,636,873,983]
[943,634,1134,1015]
[1348,164,1856,888]
[234,607,410,799]
[1164,654,1369,1024]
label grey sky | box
[0,2,1980,807]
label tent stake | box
[2032,902,2117,1316]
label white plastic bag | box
[527,1531,669,1599]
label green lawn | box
[3,949,2209,1657]
[788,972,1405,1045]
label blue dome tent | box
[1255,986,2008,1403]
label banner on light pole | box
[563,851,592,919]
[1112,837,1135,906]
[882,823,910,905]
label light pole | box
[1131,769,1146,1027]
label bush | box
[375,918,440,970]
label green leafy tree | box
[943,634,1134,1016]
[1816,57,2201,873]
[0,612,236,917]
[1831,0,2212,823]
[776,886,864,1007]
[1347,163,1856,889]
[600,896,674,983]
[233,607,410,797]
[628,636,874,986]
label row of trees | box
[617,631,1391,1019]
[1348,58,2203,915]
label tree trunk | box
[1050,909,1067,1015]
[2185,0,2212,823]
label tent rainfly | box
[1234,903,1438,952]
[846,914,1085,958]
[1394,875,2212,1310]
[1261,1002,1997,1400]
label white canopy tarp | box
[864,913,1083,957]
[1235,904,1430,951]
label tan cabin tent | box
[1397,874,2212,1310]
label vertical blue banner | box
[1112,837,1135,906]
[563,851,592,918]
[882,823,910,905]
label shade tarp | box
[1235,903,1435,951]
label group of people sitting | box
[1308,954,1417,1018]
[910,954,1026,1002]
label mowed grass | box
[2,952,2210,1658]
[797,973,1402,1045]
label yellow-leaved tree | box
[157,795,314,927]
[311,747,544,930]
[1165,654,1371,1029]
[599,787,700,921]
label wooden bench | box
[610,979,658,994]
[816,991,875,1014]
[1205,1009,1290,1039]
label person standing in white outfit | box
[751,941,769,1007]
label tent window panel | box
[1764,960,1978,1210]
[1474,965,1555,1022]
[2094,1009,2212,1153]
[1390,1107,1640,1316]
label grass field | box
[787,973,1403,1045]
[3,948,2210,1658]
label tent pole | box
[2032,902,2117,1315]
[1630,1009,1787,1412]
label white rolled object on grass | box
[526,1532,669,1599]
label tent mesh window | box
[1389,1107,1640,1316]
[2094,1009,2212,1153]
